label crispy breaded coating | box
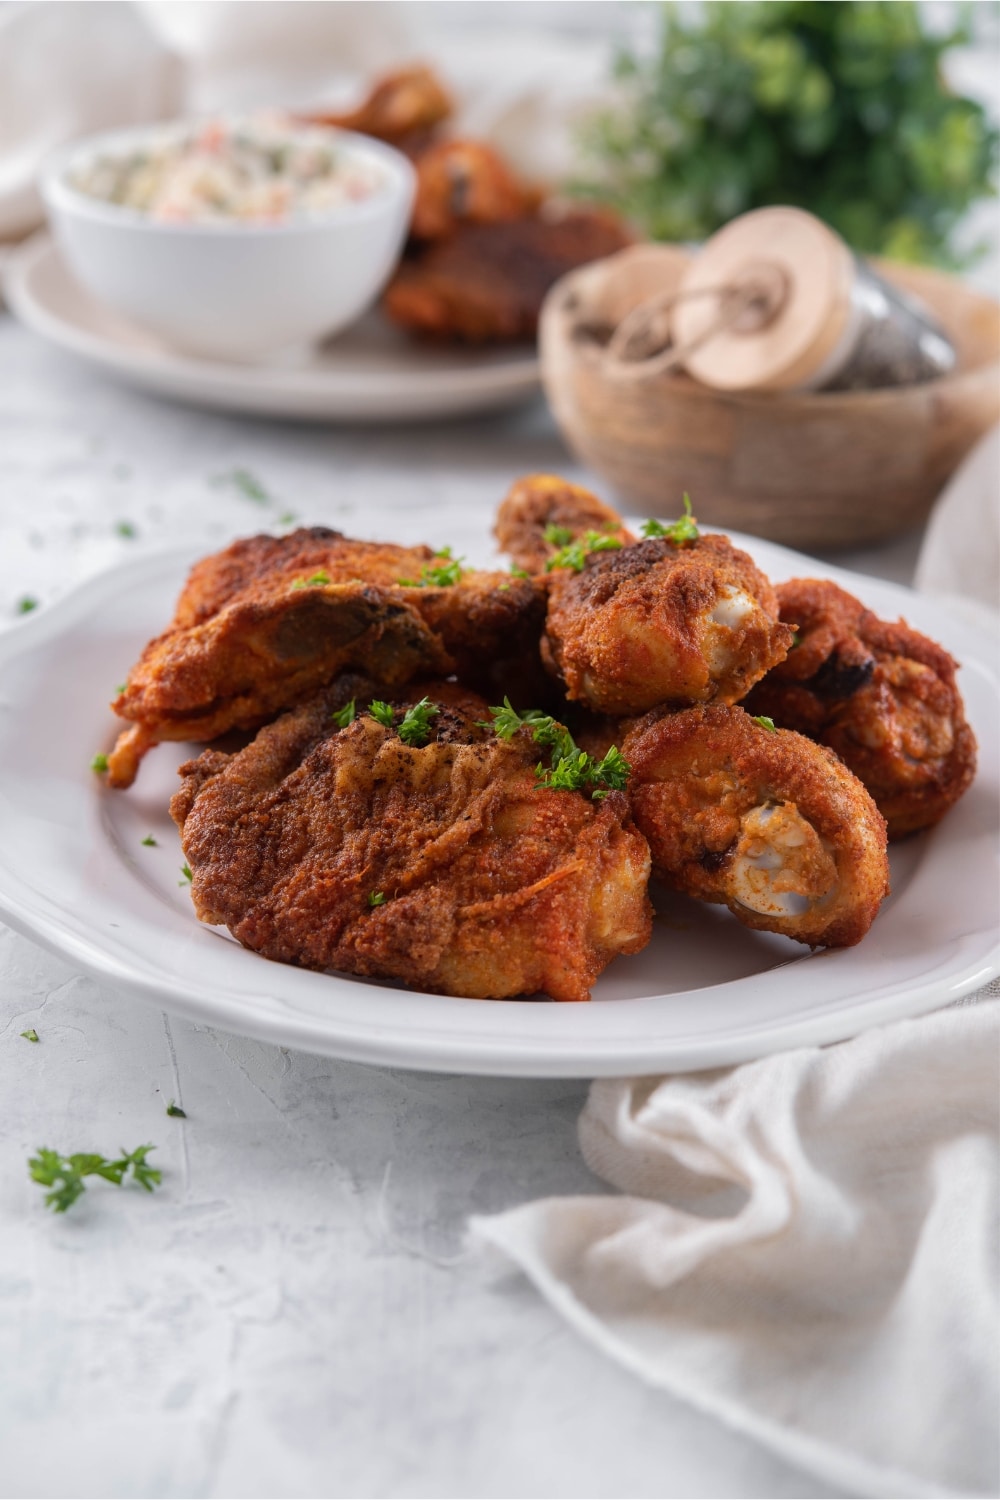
[410,140,538,240]
[171,683,652,1002]
[495,474,637,575]
[745,580,977,838]
[623,705,890,948]
[382,208,632,344]
[304,65,453,147]
[109,528,544,788]
[544,533,794,716]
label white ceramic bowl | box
[41,121,416,362]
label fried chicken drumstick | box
[744,580,977,838]
[304,64,453,149]
[109,527,543,788]
[624,705,890,948]
[171,681,652,1001]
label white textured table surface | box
[1,316,930,1500]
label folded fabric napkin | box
[473,994,999,1498]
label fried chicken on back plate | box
[109,527,544,788]
[495,474,637,575]
[744,580,977,838]
[171,681,652,1001]
[382,208,633,344]
[624,705,890,948]
[303,65,454,150]
[409,140,540,240]
[543,532,794,716]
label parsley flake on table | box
[17,596,38,615]
[20,1028,39,1043]
[28,1144,161,1213]
[212,467,272,505]
[277,511,299,527]
[141,835,158,847]
[368,891,387,909]
[545,531,623,573]
[331,699,356,728]
[166,1101,187,1118]
[751,715,777,732]
[291,570,331,589]
[90,753,109,773]
[640,494,700,544]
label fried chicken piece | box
[171,681,652,1002]
[305,64,453,148]
[382,208,632,343]
[744,580,977,838]
[543,532,794,716]
[109,527,544,788]
[495,474,637,575]
[624,705,890,948]
[410,139,539,240]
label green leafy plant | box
[578,1,998,266]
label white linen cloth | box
[472,996,1000,1499]
[472,452,1000,1500]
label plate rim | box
[3,233,541,418]
[0,536,996,1077]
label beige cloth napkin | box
[472,994,1000,1499]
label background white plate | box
[3,235,541,423]
[0,517,996,1077]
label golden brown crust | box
[171,684,652,1001]
[302,65,453,147]
[382,209,632,344]
[544,534,794,715]
[745,579,977,838]
[623,704,889,948]
[494,474,636,575]
[410,140,538,241]
[110,528,545,787]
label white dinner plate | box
[0,515,996,1077]
[3,235,540,423]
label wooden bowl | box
[540,244,1000,549]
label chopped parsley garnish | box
[481,699,630,800]
[141,835,157,847]
[510,563,530,579]
[640,493,699,544]
[291,570,331,589]
[790,631,801,648]
[115,520,137,539]
[166,1101,186,1118]
[212,467,271,504]
[20,1028,39,1043]
[367,700,395,728]
[90,753,109,773]
[277,511,299,527]
[29,1144,161,1213]
[399,548,466,588]
[545,531,623,573]
[114,683,127,696]
[543,524,574,547]
[17,596,38,614]
[368,696,441,747]
[751,715,777,732]
[368,891,387,909]
[179,864,193,885]
[397,698,441,746]
[331,699,356,728]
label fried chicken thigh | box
[624,705,890,947]
[382,208,632,344]
[109,528,543,788]
[410,140,538,240]
[171,682,652,1001]
[544,533,794,716]
[745,580,977,838]
[495,474,637,575]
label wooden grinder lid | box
[671,207,856,392]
